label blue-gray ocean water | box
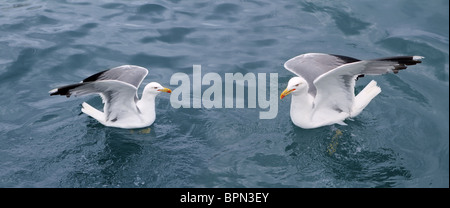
[0,0,448,188]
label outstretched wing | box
[312,55,423,114]
[49,65,148,100]
[82,65,148,89]
[284,53,360,96]
[49,65,149,122]
[51,80,139,122]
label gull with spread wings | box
[280,53,423,129]
[49,65,171,129]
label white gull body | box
[280,53,423,129]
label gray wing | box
[49,79,140,122]
[82,65,148,89]
[81,80,139,122]
[284,53,360,96]
[312,55,424,113]
[50,65,149,101]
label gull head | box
[144,82,172,95]
[280,77,307,99]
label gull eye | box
[153,87,158,89]
[295,84,300,87]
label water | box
[0,0,448,188]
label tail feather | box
[351,80,381,117]
[81,102,106,123]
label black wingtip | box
[49,83,84,97]
[373,55,424,74]
[82,69,109,83]
[49,89,71,97]
[376,56,424,65]
[49,89,58,96]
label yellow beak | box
[158,88,172,93]
[280,88,295,99]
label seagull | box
[49,65,172,129]
[280,53,423,129]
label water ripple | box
[0,0,447,188]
